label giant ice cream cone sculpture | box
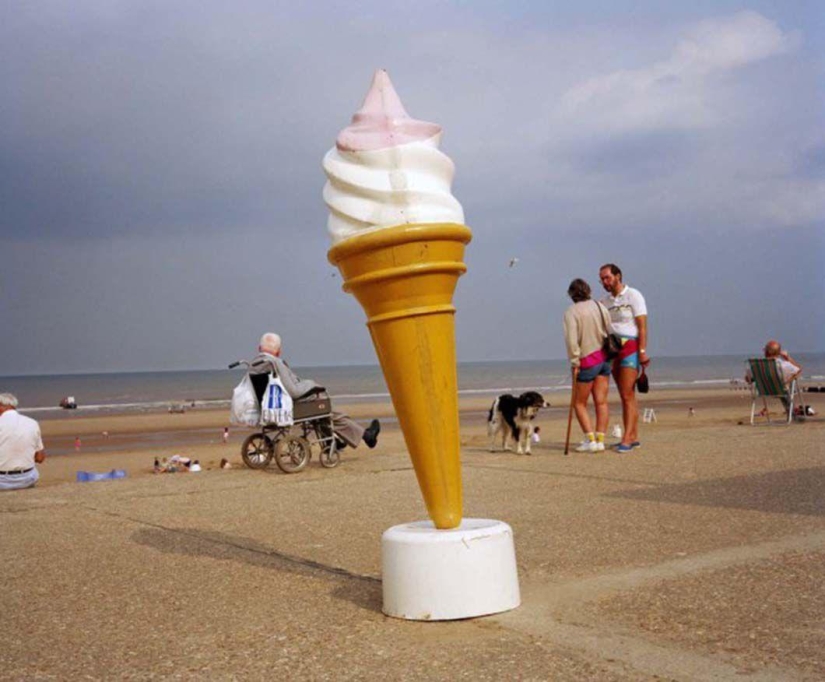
[329,223,469,528]
[324,70,469,529]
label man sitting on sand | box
[249,333,380,451]
[0,393,46,491]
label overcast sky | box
[1,1,823,375]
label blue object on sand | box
[76,469,127,483]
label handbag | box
[260,373,294,427]
[636,365,650,394]
[596,302,622,360]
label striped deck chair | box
[747,358,800,425]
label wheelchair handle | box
[228,359,250,369]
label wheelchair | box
[229,360,342,474]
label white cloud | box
[533,10,823,234]
[558,11,797,135]
[755,177,825,227]
[671,10,795,75]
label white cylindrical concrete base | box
[381,518,520,621]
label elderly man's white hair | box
[258,333,282,355]
[0,393,19,408]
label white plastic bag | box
[260,373,294,426]
[230,374,261,426]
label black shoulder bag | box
[596,302,622,360]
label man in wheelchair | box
[249,333,380,451]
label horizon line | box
[3,350,825,379]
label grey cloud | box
[1,2,823,374]
[797,144,825,178]
[565,130,699,178]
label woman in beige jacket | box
[563,279,612,452]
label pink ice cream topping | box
[336,70,442,152]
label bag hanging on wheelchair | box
[261,373,294,427]
[230,374,261,427]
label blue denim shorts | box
[577,361,612,383]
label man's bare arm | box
[636,315,650,365]
[780,350,802,381]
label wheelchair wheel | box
[274,435,311,474]
[241,433,274,469]
[319,441,341,469]
[313,421,341,469]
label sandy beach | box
[3,385,825,680]
[36,386,764,485]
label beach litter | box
[76,469,127,483]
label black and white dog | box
[487,391,549,455]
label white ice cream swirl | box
[323,136,464,244]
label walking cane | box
[564,367,578,455]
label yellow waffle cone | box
[328,223,472,529]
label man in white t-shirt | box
[0,393,46,490]
[599,264,649,454]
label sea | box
[3,354,824,418]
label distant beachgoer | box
[745,340,802,388]
[170,454,190,468]
[0,393,46,491]
[599,263,649,453]
[74,436,81,452]
[531,426,541,444]
[222,427,229,445]
[220,458,232,469]
[102,431,109,439]
[190,460,202,472]
[153,457,162,473]
[249,333,381,450]
[563,279,612,453]
[688,407,695,417]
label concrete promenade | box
[3,411,824,680]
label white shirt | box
[601,285,647,338]
[0,410,44,470]
[776,358,801,386]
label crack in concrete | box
[490,530,825,681]
[525,529,825,612]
